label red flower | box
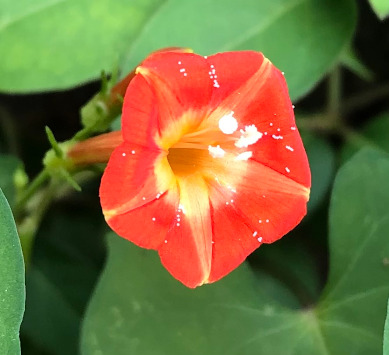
[99,50,311,288]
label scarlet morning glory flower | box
[99,50,311,288]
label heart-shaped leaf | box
[1,0,356,100]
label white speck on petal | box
[219,111,238,134]
[152,217,156,221]
[178,61,182,64]
[286,145,294,151]
[285,167,290,173]
[270,122,273,126]
[179,68,185,72]
[164,240,168,243]
[131,150,136,154]
[176,223,180,227]
[208,145,226,158]
[142,197,146,200]
[292,105,295,109]
[204,56,208,59]
[178,204,186,214]
[122,153,126,157]
[272,134,283,140]
[253,231,258,237]
[266,219,269,223]
[259,219,262,223]
[235,124,263,148]
[291,126,296,131]
[184,73,187,76]
[235,151,253,161]
[282,72,285,75]
[258,237,263,242]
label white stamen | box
[235,151,253,161]
[219,111,238,134]
[208,145,226,158]
[235,124,263,148]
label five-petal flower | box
[99,50,311,288]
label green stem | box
[327,66,342,123]
[14,169,50,216]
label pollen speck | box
[219,111,238,134]
[235,124,263,148]
[208,145,226,158]
[235,151,253,161]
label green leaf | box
[369,0,389,19]
[0,154,23,207]
[81,148,389,354]
[0,188,25,355]
[1,0,356,99]
[384,299,389,355]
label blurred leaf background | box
[1,0,389,354]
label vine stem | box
[14,169,50,216]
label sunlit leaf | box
[0,0,356,100]
[368,0,389,19]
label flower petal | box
[158,175,212,288]
[209,158,309,244]
[207,56,310,188]
[105,187,179,249]
[208,197,260,284]
[206,158,309,282]
[100,143,175,216]
[206,51,266,106]
[123,52,213,150]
